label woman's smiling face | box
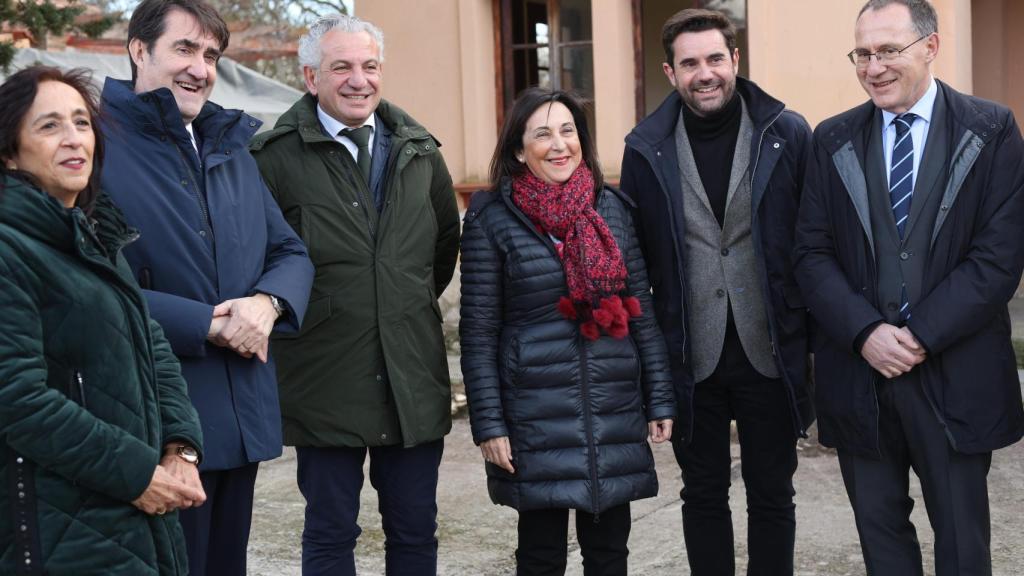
[6,80,95,207]
[518,101,582,185]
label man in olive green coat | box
[250,13,460,576]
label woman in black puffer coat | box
[460,88,675,576]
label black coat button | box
[887,302,898,311]
[715,288,726,298]
[900,252,909,260]
[721,248,729,256]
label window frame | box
[493,0,594,131]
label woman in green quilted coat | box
[0,66,205,575]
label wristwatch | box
[267,294,285,319]
[175,444,201,466]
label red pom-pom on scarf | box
[607,318,629,339]
[623,296,642,318]
[580,320,600,341]
[557,296,578,320]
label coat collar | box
[0,175,74,249]
[626,76,785,151]
[252,93,438,150]
[101,78,260,155]
[819,79,998,156]
[0,175,136,255]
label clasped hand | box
[860,323,926,379]
[131,450,205,516]
[207,294,278,363]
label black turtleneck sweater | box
[682,92,742,227]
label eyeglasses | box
[847,34,931,67]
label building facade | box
[358,0,1022,205]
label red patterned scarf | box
[511,164,641,340]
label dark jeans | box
[178,463,260,576]
[296,440,444,576]
[673,329,798,576]
[838,373,992,576]
[516,503,631,576]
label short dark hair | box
[0,66,105,213]
[489,88,603,194]
[127,0,230,81]
[662,8,737,65]
[858,0,938,36]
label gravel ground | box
[248,408,1024,575]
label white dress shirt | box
[882,77,938,189]
[317,105,377,165]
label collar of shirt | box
[184,122,200,156]
[882,77,937,187]
[317,104,377,163]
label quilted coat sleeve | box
[429,152,461,297]
[250,176,314,334]
[621,205,676,422]
[0,259,158,502]
[459,206,509,444]
[150,317,203,457]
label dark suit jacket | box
[794,80,1024,456]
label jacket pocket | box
[67,369,86,408]
[628,337,647,420]
[628,337,642,383]
[499,333,520,388]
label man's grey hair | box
[858,0,938,36]
[297,13,386,70]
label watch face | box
[178,446,200,464]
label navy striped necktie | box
[889,113,918,239]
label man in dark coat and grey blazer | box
[620,8,813,575]
[794,1,1024,574]
[99,1,314,575]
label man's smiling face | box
[130,7,221,123]
[303,28,383,128]
[854,3,937,114]
[663,28,739,117]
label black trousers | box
[178,462,260,576]
[672,325,798,576]
[516,503,631,576]
[838,372,993,576]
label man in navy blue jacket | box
[621,8,813,575]
[795,1,1024,574]
[99,1,313,575]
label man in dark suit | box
[795,1,1024,574]
[621,8,813,575]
